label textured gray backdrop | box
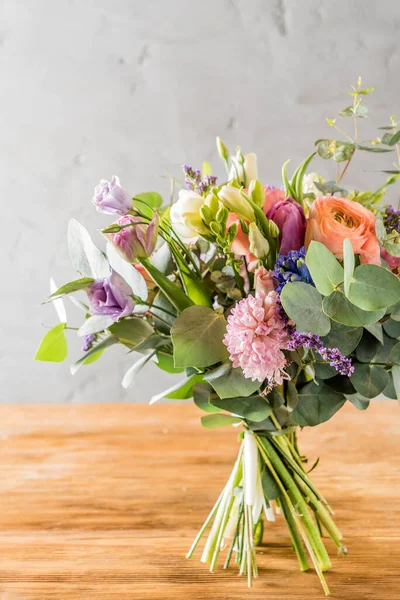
[3,0,400,402]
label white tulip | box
[229,152,258,187]
[170,189,207,243]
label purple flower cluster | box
[383,205,400,233]
[273,247,314,293]
[287,331,354,377]
[82,334,95,352]
[183,165,217,195]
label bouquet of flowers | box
[36,80,400,595]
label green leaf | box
[149,291,177,334]
[108,318,154,348]
[347,264,400,311]
[155,352,184,374]
[68,219,110,279]
[150,373,204,404]
[262,468,281,500]
[210,395,272,422]
[306,241,344,296]
[140,258,194,313]
[313,357,337,379]
[355,145,393,153]
[388,131,400,146]
[171,306,229,368]
[350,363,390,398]
[315,139,355,162]
[200,414,242,429]
[383,318,400,339]
[70,336,117,375]
[314,181,348,195]
[321,321,362,355]
[343,239,355,297]
[364,323,384,343]
[291,382,346,427]
[325,374,356,395]
[391,365,400,403]
[204,363,260,399]
[193,384,221,413]
[389,342,400,364]
[133,191,163,218]
[323,291,385,327]
[291,151,316,204]
[35,323,68,363]
[345,393,370,410]
[383,373,397,399]
[47,277,94,300]
[280,282,331,336]
[356,331,382,363]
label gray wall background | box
[3,0,400,403]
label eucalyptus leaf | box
[78,315,115,337]
[193,383,221,413]
[350,363,390,398]
[204,363,260,399]
[280,281,331,336]
[200,414,242,429]
[321,321,362,356]
[345,393,370,410]
[154,352,184,374]
[291,381,346,427]
[150,373,204,404]
[68,219,110,279]
[108,318,154,348]
[286,380,298,411]
[48,277,94,300]
[389,342,400,364]
[305,241,344,296]
[323,291,385,327]
[347,264,400,311]
[35,323,68,363]
[383,318,400,339]
[70,335,117,375]
[122,351,156,389]
[391,365,400,403]
[210,395,272,422]
[355,145,393,153]
[171,306,229,368]
[383,373,397,399]
[314,181,348,195]
[364,323,384,344]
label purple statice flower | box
[92,175,132,216]
[183,165,217,195]
[287,331,354,377]
[82,334,95,352]
[383,205,400,233]
[273,247,314,293]
[87,270,134,321]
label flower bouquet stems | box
[188,423,345,595]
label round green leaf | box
[321,321,362,355]
[291,381,346,427]
[35,323,68,363]
[280,282,331,336]
[200,414,242,429]
[347,264,400,311]
[210,395,272,422]
[345,393,370,410]
[204,363,260,399]
[350,363,390,398]
[305,241,344,296]
[383,318,400,339]
[171,306,229,368]
[323,291,385,327]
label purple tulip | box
[87,270,134,321]
[92,175,132,215]
[105,213,159,262]
[267,198,306,255]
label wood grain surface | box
[0,401,399,600]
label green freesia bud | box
[248,179,265,208]
[200,205,213,224]
[216,137,229,162]
[268,219,280,238]
[210,221,221,236]
[227,222,238,243]
[205,192,220,215]
[218,185,255,222]
[216,205,229,225]
[248,223,270,259]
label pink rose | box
[305,196,381,265]
[254,266,276,294]
[381,248,400,272]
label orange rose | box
[305,196,381,265]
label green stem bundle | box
[187,428,346,595]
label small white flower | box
[303,172,324,198]
[170,189,207,243]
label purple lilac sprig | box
[183,165,217,195]
[383,205,400,234]
[287,331,354,377]
[273,247,314,293]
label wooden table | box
[0,402,399,599]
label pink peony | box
[223,291,290,384]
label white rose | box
[170,190,207,243]
[229,152,258,187]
